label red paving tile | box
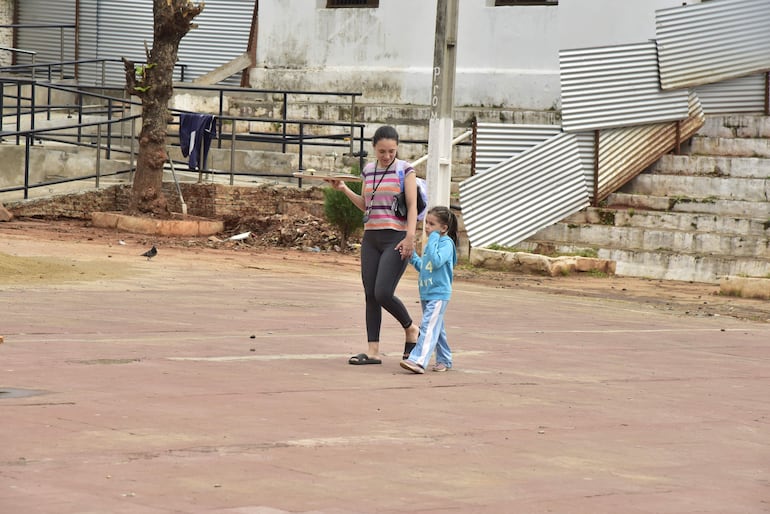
[1,236,769,513]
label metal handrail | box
[0,23,75,80]
[1,79,368,198]
[0,58,190,84]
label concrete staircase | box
[521,114,770,283]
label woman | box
[330,125,420,365]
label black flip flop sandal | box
[348,353,382,365]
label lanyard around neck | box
[368,157,396,198]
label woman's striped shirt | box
[362,159,415,232]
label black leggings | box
[360,229,413,343]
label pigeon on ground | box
[141,245,157,260]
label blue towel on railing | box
[179,113,217,170]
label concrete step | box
[690,135,770,158]
[501,114,770,283]
[651,153,770,178]
[620,174,770,202]
[699,115,770,139]
[567,207,770,238]
[532,222,770,258]
[517,240,770,283]
[602,248,770,283]
[607,192,770,218]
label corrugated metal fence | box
[460,132,589,249]
[463,0,763,249]
[560,42,690,133]
[474,123,561,174]
[656,0,770,91]
[17,0,252,86]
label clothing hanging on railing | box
[179,113,217,171]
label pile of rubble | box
[219,213,360,252]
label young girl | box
[329,125,420,365]
[400,206,458,374]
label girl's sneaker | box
[432,363,450,372]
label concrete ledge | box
[719,276,770,300]
[91,212,224,237]
[470,247,616,277]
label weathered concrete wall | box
[0,0,13,67]
[252,0,698,110]
[0,145,128,189]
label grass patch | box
[485,244,598,259]
[487,243,524,253]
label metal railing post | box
[29,81,35,138]
[95,124,102,189]
[230,122,236,186]
[23,135,31,199]
[281,93,288,153]
[130,117,136,182]
[470,117,478,176]
[217,90,224,148]
[593,129,600,206]
[59,27,64,80]
[358,125,365,173]
[675,120,682,155]
[15,82,21,144]
[77,91,83,143]
[298,122,304,171]
[106,98,113,159]
[349,95,355,156]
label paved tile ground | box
[1,233,769,513]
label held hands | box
[395,236,415,260]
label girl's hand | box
[328,179,345,191]
[396,236,415,260]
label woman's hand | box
[395,236,415,260]
[328,179,345,191]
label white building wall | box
[251,0,700,110]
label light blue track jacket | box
[410,231,457,301]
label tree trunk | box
[123,0,203,216]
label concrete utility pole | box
[426,0,459,209]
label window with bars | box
[326,0,379,7]
[495,0,558,5]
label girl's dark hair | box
[372,125,399,146]
[428,206,458,247]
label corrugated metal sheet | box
[694,72,767,114]
[16,0,77,71]
[176,2,253,84]
[596,92,705,202]
[66,0,151,86]
[459,132,589,248]
[474,123,561,174]
[656,0,770,91]
[89,1,252,86]
[20,1,252,86]
[560,42,691,133]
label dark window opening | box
[495,0,558,5]
[327,0,379,7]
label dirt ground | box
[1,217,768,323]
